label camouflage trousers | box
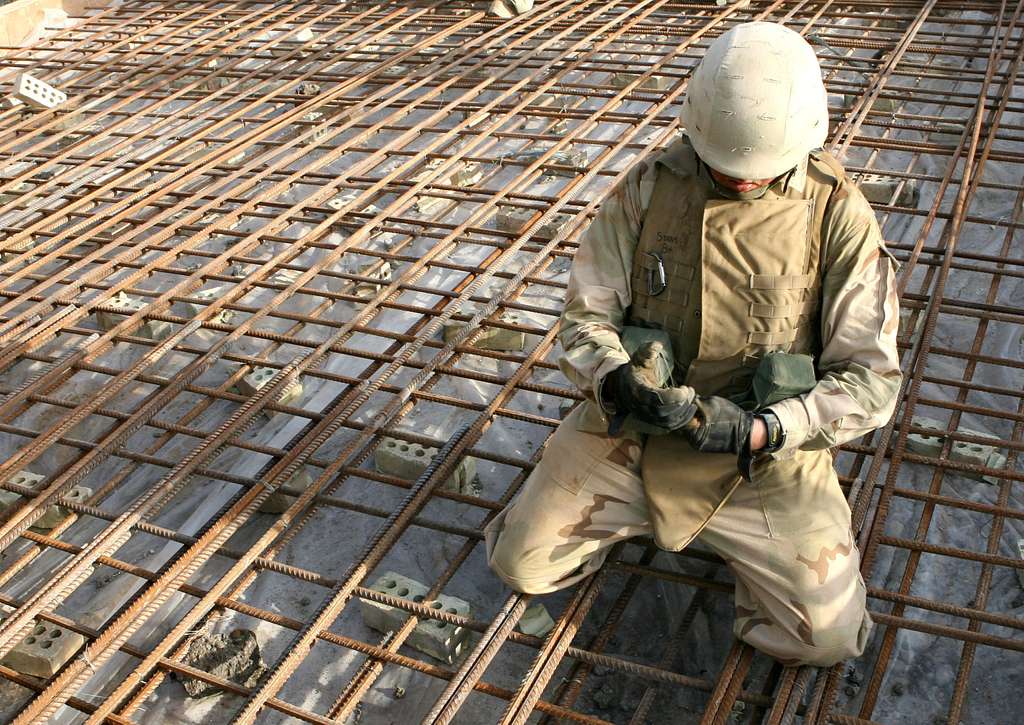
[485,409,872,667]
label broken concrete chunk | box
[352,260,392,297]
[609,72,673,91]
[360,572,471,664]
[518,603,554,637]
[855,174,920,207]
[176,629,267,698]
[906,416,947,457]
[374,437,476,494]
[13,73,66,109]
[235,367,303,417]
[489,0,533,18]
[495,205,571,238]
[295,81,321,96]
[2,621,85,678]
[259,469,314,514]
[187,287,234,325]
[95,291,171,340]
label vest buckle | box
[645,252,667,296]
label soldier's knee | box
[485,515,567,594]
[745,610,872,667]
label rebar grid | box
[0,1,1020,723]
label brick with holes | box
[359,572,471,664]
[13,73,67,109]
[2,620,85,678]
[373,437,476,494]
[235,367,303,418]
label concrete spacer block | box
[489,0,533,18]
[442,312,526,352]
[0,181,33,207]
[518,603,555,637]
[352,260,392,297]
[855,174,919,207]
[1,620,84,678]
[980,449,1008,486]
[296,81,321,96]
[949,428,1005,484]
[609,72,673,91]
[495,206,571,238]
[905,416,946,457]
[32,485,91,531]
[498,146,585,177]
[0,471,45,514]
[235,367,303,418]
[374,437,476,494]
[95,292,171,340]
[270,268,302,286]
[13,73,66,109]
[259,469,315,514]
[360,572,471,664]
[187,287,234,325]
[268,28,316,58]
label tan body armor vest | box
[628,139,842,397]
[626,138,846,551]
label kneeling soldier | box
[485,21,901,667]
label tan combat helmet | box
[680,22,828,180]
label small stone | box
[591,680,621,710]
[394,686,405,699]
[1016,539,1024,590]
[845,685,858,697]
[176,629,267,698]
[299,597,311,607]
[891,682,905,696]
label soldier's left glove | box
[684,396,758,480]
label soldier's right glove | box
[602,341,697,433]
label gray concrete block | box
[609,72,673,91]
[259,469,314,514]
[947,428,1008,485]
[176,629,267,698]
[360,572,471,664]
[0,471,90,532]
[374,437,476,494]
[95,291,172,340]
[498,146,585,177]
[352,260,392,297]
[2,620,84,678]
[855,174,919,207]
[186,287,235,325]
[235,367,303,418]
[495,206,571,238]
[518,603,554,637]
[442,312,526,352]
[906,416,946,457]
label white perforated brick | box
[13,73,67,109]
[495,206,570,238]
[186,287,235,325]
[235,367,303,418]
[374,437,476,494]
[95,292,171,340]
[0,471,90,531]
[359,572,471,664]
[442,312,525,352]
[352,260,392,297]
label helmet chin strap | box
[698,157,796,201]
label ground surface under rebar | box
[0,1,1021,723]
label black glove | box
[685,395,759,479]
[603,342,697,432]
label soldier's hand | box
[603,342,697,430]
[685,396,754,455]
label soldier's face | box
[708,168,774,193]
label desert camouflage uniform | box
[485,136,900,666]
